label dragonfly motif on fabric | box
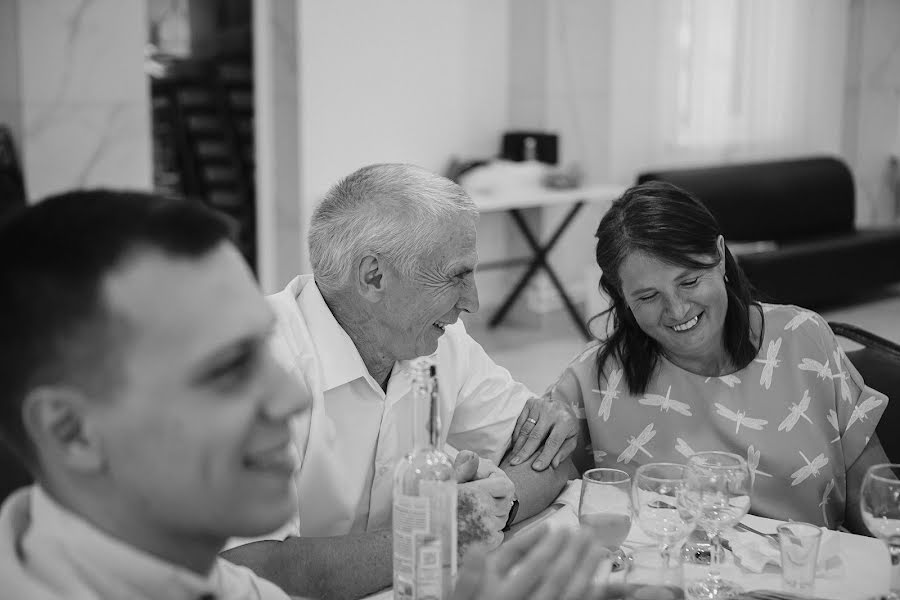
[639,385,693,416]
[675,437,695,458]
[704,374,742,388]
[617,423,656,464]
[777,389,814,432]
[747,445,773,487]
[593,368,623,422]
[791,451,829,486]
[831,348,852,404]
[847,396,884,429]
[798,358,832,380]
[714,403,769,434]
[784,310,818,331]
[826,409,841,443]
[754,337,783,389]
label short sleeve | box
[548,364,587,422]
[824,324,888,469]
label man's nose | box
[458,276,479,314]
[261,358,309,422]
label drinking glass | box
[681,451,752,600]
[632,463,697,572]
[580,468,633,571]
[860,463,900,600]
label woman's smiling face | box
[618,238,729,372]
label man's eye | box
[209,352,257,389]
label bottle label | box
[393,483,457,600]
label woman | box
[552,181,889,534]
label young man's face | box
[94,242,306,541]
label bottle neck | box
[412,373,441,451]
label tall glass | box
[632,463,697,574]
[860,463,900,600]
[580,468,633,571]
[681,451,751,600]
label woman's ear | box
[716,235,727,273]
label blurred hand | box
[509,395,578,471]
[453,451,516,558]
[452,524,613,600]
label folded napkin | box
[726,527,843,577]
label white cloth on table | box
[257,275,532,538]
[0,486,289,600]
[726,526,843,575]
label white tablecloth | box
[366,479,891,599]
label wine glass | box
[580,468,633,571]
[632,462,697,574]
[860,463,900,600]
[681,451,752,600]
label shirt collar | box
[26,486,221,599]
[296,278,374,391]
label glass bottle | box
[393,359,457,600]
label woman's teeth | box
[672,314,700,332]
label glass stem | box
[660,542,672,569]
[708,532,724,582]
[889,543,900,593]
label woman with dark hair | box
[550,181,889,533]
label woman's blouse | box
[549,303,888,529]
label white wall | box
[296,0,510,272]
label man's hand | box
[452,524,613,600]
[453,452,516,559]
[509,395,578,471]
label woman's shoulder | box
[758,302,828,338]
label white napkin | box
[727,527,844,577]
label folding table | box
[469,184,625,340]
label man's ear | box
[21,386,105,473]
[356,254,386,302]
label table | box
[470,184,625,340]
[366,479,890,599]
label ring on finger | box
[525,417,538,426]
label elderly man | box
[225,164,580,599]
[0,189,610,600]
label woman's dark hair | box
[591,181,760,395]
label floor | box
[465,284,900,394]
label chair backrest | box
[830,322,900,464]
[637,156,855,242]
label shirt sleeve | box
[821,321,888,470]
[445,324,532,465]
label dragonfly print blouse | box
[549,303,888,529]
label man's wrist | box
[502,496,519,532]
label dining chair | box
[830,321,900,464]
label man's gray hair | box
[309,163,479,293]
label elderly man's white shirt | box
[268,275,532,537]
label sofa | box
[637,156,900,308]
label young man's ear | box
[21,386,105,473]
[356,254,386,302]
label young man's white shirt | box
[0,486,291,600]
[264,275,531,537]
